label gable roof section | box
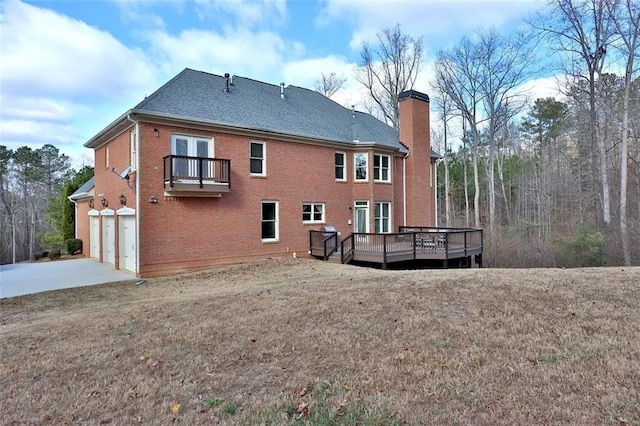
[68,177,95,201]
[128,69,401,150]
[85,68,441,158]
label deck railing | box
[163,155,231,189]
[309,230,338,260]
[310,226,483,268]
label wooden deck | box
[310,227,483,269]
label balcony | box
[163,155,231,197]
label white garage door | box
[102,215,115,265]
[89,215,100,258]
[118,215,136,273]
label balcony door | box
[171,134,213,179]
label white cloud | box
[0,0,156,100]
[146,28,290,80]
[0,0,160,159]
[194,0,287,29]
[317,0,541,51]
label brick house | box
[71,68,439,277]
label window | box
[354,153,368,181]
[261,201,278,242]
[250,141,266,176]
[374,154,390,182]
[171,134,212,158]
[105,146,110,168]
[335,152,346,181]
[171,134,213,178]
[374,202,391,233]
[302,203,325,224]
[130,130,137,171]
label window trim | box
[354,152,368,182]
[261,200,279,242]
[335,151,346,182]
[302,202,326,224]
[171,133,214,158]
[374,201,392,233]
[373,154,391,183]
[130,130,137,172]
[250,141,266,177]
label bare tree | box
[477,29,537,234]
[608,0,640,265]
[356,24,423,128]
[538,0,616,225]
[314,72,346,98]
[431,87,457,226]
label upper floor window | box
[354,153,368,182]
[171,134,213,158]
[130,130,137,172]
[335,152,346,181]
[171,134,213,179]
[105,146,110,168]
[374,154,390,182]
[302,203,325,224]
[250,141,266,176]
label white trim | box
[88,209,100,216]
[171,133,214,157]
[250,140,266,177]
[373,154,391,183]
[354,200,370,233]
[100,208,115,216]
[334,151,346,182]
[116,206,136,216]
[354,152,368,182]
[261,200,279,242]
[126,115,140,276]
[130,130,137,172]
[374,201,392,233]
[302,202,325,224]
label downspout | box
[434,158,445,227]
[126,114,140,276]
[403,150,410,226]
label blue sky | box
[1,0,552,164]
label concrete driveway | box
[0,259,133,299]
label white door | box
[89,216,100,258]
[354,201,369,233]
[102,216,115,264]
[172,135,213,179]
[354,201,370,244]
[118,215,136,273]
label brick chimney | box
[398,90,435,227]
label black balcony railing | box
[163,155,231,189]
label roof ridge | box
[135,68,224,109]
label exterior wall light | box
[88,199,94,209]
[153,128,159,137]
[119,194,126,206]
[149,195,158,203]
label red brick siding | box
[79,99,434,276]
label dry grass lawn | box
[1,258,639,425]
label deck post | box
[475,253,483,268]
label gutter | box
[402,148,410,227]
[126,114,140,276]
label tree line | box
[0,144,92,264]
[318,0,639,267]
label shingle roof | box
[68,177,94,200]
[133,69,402,150]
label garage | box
[117,207,136,273]
[101,209,115,265]
[89,211,100,259]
